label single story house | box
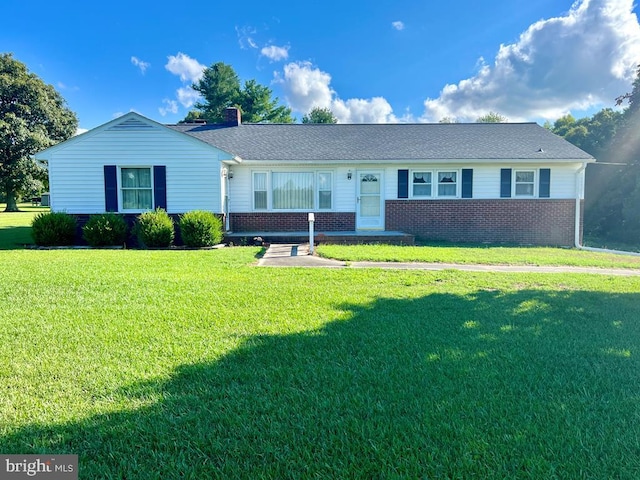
[35,108,594,246]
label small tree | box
[475,112,507,123]
[302,107,338,124]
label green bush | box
[179,210,223,248]
[135,208,174,248]
[82,213,128,247]
[31,211,77,246]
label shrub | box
[135,208,174,248]
[82,213,128,247]
[31,211,77,246]
[179,210,223,248]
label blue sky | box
[3,0,639,131]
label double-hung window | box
[253,172,268,210]
[252,171,333,210]
[514,170,535,196]
[121,167,152,210]
[318,172,332,209]
[437,171,457,197]
[412,172,432,197]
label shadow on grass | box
[2,289,640,478]
[0,226,33,249]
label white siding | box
[48,118,226,214]
[226,162,585,214]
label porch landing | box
[224,230,415,246]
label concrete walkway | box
[257,243,640,276]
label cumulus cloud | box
[261,45,290,62]
[421,0,640,122]
[131,56,150,74]
[163,52,207,113]
[159,99,178,116]
[278,61,398,123]
[165,52,206,83]
[176,87,201,108]
[392,21,405,31]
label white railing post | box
[308,212,315,255]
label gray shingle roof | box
[167,122,594,162]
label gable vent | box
[108,117,155,131]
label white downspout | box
[574,163,587,248]
[225,173,231,232]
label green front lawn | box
[1,249,640,478]
[0,203,49,249]
[317,243,640,269]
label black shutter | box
[154,165,167,210]
[398,169,409,199]
[500,168,512,198]
[539,168,550,198]
[461,169,473,198]
[104,165,118,212]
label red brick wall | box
[385,199,580,246]
[231,212,355,232]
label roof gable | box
[35,112,235,160]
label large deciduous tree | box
[187,62,293,124]
[0,53,77,212]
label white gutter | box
[574,163,587,248]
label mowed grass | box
[0,203,48,249]
[317,243,640,269]
[1,249,640,478]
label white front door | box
[356,171,384,230]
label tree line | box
[548,66,640,247]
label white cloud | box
[163,52,206,114]
[159,99,178,116]
[392,21,405,31]
[421,0,640,122]
[176,87,201,108]
[278,61,398,123]
[131,56,150,74]
[236,25,258,49]
[74,127,88,136]
[261,45,290,62]
[332,97,396,123]
[165,52,205,82]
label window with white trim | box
[252,171,334,210]
[318,172,332,209]
[437,171,457,197]
[273,172,314,209]
[514,170,535,196]
[121,167,152,210]
[253,172,268,209]
[412,171,432,197]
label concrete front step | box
[225,231,415,246]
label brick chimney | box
[224,107,241,126]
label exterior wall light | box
[347,170,352,180]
